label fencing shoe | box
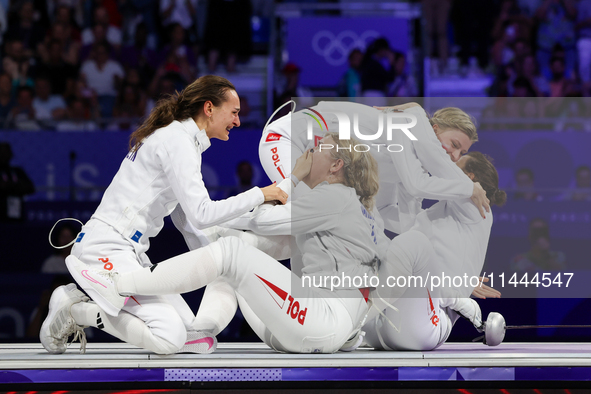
[179,330,217,354]
[40,283,89,354]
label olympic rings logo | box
[312,30,380,66]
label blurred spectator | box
[0,141,35,221]
[35,39,78,97]
[508,54,551,97]
[113,82,145,119]
[360,37,395,97]
[160,0,198,31]
[81,5,122,48]
[41,222,77,274]
[68,76,100,120]
[535,0,577,80]
[32,76,67,124]
[80,42,124,117]
[548,55,575,97]
[491,1,533,71]
[158,23,197,78]
[337,48,362,97]
[511,218,567,272]
[388,51,417,97]
[146,72,177,114]
[79,23,118,62]
[3,40,34,89]
[423,0,452,75]
[120,22,158,84]
[227,160,254,197]
[53,4,81,40]
[511,76,538,97]
[488,65,512,97]
[275,62,313,108]
[576,0,591,96]
[37,21,81,66]
[118,0,158,49]
[7,86,40,130]
[561,165,591,201]
[4,1,46,53]
[56,98,99,131]
[450,0,497,73]
[0,73,15,122]
[238,95,251,119]
[47,1,84,27]
[514,167,542,200]
[204,0,253,72]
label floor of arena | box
[2,342,591,391]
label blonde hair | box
[324,132,380,211]
[428,107,478,142]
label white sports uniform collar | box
[179,117,211,153]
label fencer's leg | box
[70,296,185,354]
[193,278,238,335]
[363,286,449,351]
[374,230,434,306]
[219,237,367,353]
[229,230,292,261]
[115,245,222,296]
[236,292,289,351]
[165,294,196,330]
[79,236,359,353]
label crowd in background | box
[2,0,591,131]
[0,0,257,131]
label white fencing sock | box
[193,278,238,335]
[117,243,223,296]
[70,302,179,354]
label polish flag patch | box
[266,133,282,142]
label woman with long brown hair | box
[40,75,287,355]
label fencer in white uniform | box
[39,76,287,355]
[66,134,387,353]
[260,101,488,230]
[184,101,488,347]
[363,152,505,351]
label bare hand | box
[260,183,288,205]
[472,277,501,299]
[471,182,490,219]
[292,149,313,182]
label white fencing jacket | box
[412,199,493,299]
[265,102,475,235]
[91,118,264,256]
[234,181,384,289]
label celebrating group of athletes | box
[39,75,507,355]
